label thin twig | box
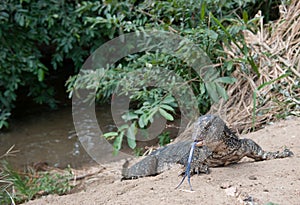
[137,9,179,33]
[0,145,19,159]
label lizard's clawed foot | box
[178,164,210,176]
[282,148,294,157]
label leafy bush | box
[158,131,171,146]
[68,0,266,153]
[1,0,282,149]
[0,0,108,129]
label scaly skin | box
[122,115,293,190]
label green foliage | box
[133,147,144,156]
[103,124,127,155]
[158,132,171,146]
[0,0,111,128]
[104,92,179,154]
[0,110,10,129]
[0,160,73,204]
[124,94,177,128]
[210,12,260,76]
[0,0,271,128]
[252,73,290,129]
[71,0,259,153]
[1,0,281,149]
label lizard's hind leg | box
[240,138,293,161]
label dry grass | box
[207,0,300,134]
[0,145,19,159]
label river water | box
[0,104,180,170]
[0,105,116,169]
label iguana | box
[122,115,293,190]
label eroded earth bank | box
[24,117,300,205]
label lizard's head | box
[192,114,225,148]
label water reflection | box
[0,105,115,169]
[0,103,180,169]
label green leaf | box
[206,29,218,40]
[138,114,146,128]
[103,132,118,138]
[214,77,236,84]
[242,10,248,23]
[127,123,137,149]
[37,69,44,82]
[199,83,206,95]
[159,108,174,121]
[215,83,228,101]
[160,104,174,112]
[205,82,219,102]
[161,95,175,104]
[203,68,219,82]
[122,112,138,121]
[113,131,124,155]
[200,1,206,20]
[226,61,234,71]
[145,110,156,124]
[118,124,129,131]
[257,73,289,90]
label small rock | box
[263,189,269,192]
[224,186,237,197]
[249,175,257,180]
[220,182,232,189]
[243,196,254,202]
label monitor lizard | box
[122,115,293,190]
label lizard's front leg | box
[176,144,212,190]
[175,142,197,190]
[240,138,293,161]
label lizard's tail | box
[121,156,159,179]
[121,140,193,179]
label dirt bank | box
[24,117,300,205]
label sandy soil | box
[24,117,300,205]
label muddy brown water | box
[0,104,180,170]
[0,105,117,169]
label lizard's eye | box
[203,119,213,131]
